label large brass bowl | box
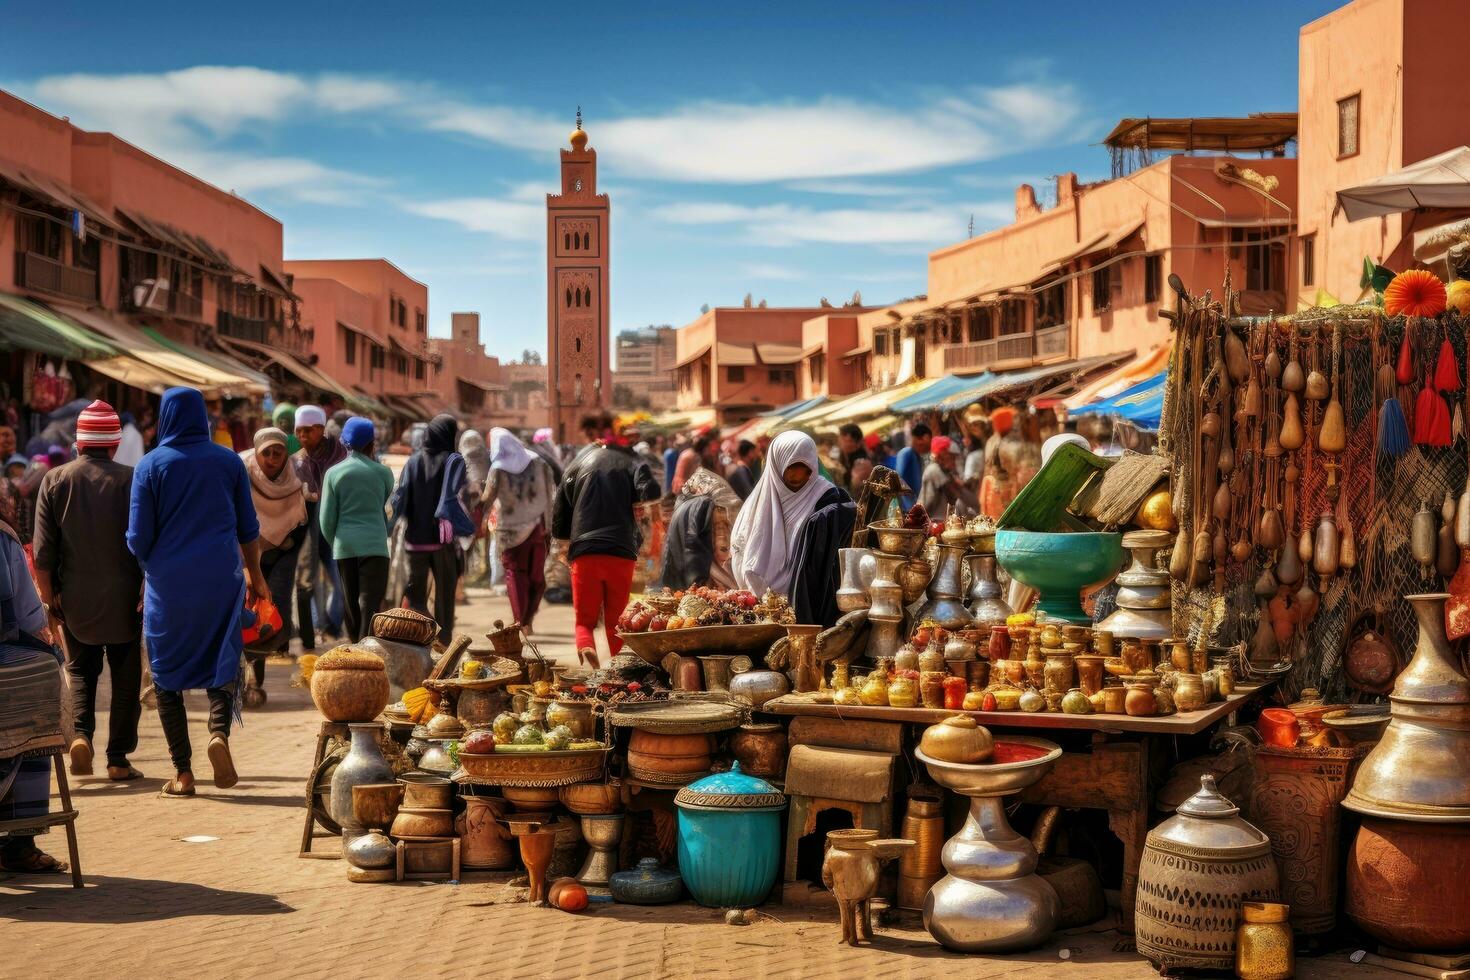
[615,623,788,666]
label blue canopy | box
[1070,371,1166,430]
[891,373,994,414]
[770,395,827,419]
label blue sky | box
[4,1,1337,359]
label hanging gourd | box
[1383,269,1448,318]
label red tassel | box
[1435,338,1460,391]
[1427,390,1453,447]
[1397,329,1415,385]
[1414,381,1437,443]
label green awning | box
[0,292,117,360]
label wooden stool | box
[0,751,82,888]
[782,745,896,884]
[299,721,349,859]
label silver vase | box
[915,543,975,629]
[966,553,1013,623]
[330,722,394,841]
[837,547,874,612]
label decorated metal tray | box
[615,623,787,665]
[606,696,745,734]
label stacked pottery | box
[1135,774,1279,973]
[1343,593,1470,951]
[1096,529,1174,640]
[865,551,907,661]
[329,722,394,841]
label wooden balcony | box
[942,324,1071,374]
[17,251,97,303]
[170,288,204,321]
[217,310,269,344]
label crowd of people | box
[0,385,1125,876]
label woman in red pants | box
[551,416,661,667]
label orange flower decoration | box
[1384,269,1447,318]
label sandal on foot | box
[208,735,238,789]
[69,738,93,776]
[160,778,195,798]
[0,847,68,874]
[107,765,145,782]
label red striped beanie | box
[76,400,122,448]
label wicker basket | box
[454,747,609,787]
[372,608,437,646]
[487,623,525,657]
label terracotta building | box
[673,305,840,427]
[546,112,611,442]
[0,88,303,412]
[285,258,438,419]
[612,325,677,411]
[427,311,547,433]
[1298,0,1470,305]
[797,311,869,402]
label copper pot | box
[457,795,515,869]
[559,779,623,815]
[730,723,787,779]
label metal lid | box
[1148,774,1270,852]
[675,762,786,811]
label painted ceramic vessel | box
[995,530,1124,624]
[675,763,786,908]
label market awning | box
[1060,345,1172,410]
[1067,221,1145,264]
[891,373,993,414]
[141,326,271,395]
[0,159,121,233]
[1338,146,1470,221]
[117,208,233,272]
[716,342,757,366]
[0,292,117,360]
[1070,370,1166,430]
[60,304,259,396]
[1103,114,1298,154]
[806,379,935,426]
[259,264,298,300]
[86,355,196,394]
[931,354,1130,413]
[772,395,827,419]
[1196,216,1290,229]
[673,343,711,370]
[214,334,367,406]
[840,344,871,360]
[756,343,804,365]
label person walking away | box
[919,436,980,521]
[727,440,758,499]
[552,426,660,667]
[127,387,267,797]
[456,429,491,598]
[31,401,144,781]
[894,422,931,513]
[484,428,553,634]
[294,405,347,652]
[0,516,71,875]
[321,418,394,642]
[392,414,475,646]
[728,430,854,628]
[239,426,308,700]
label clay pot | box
[390,806,453,838]
[545,699,595,739]
[1347,818,1470,951]
[627,730,714,784]
[311,664,390,722]
[350,783,403,832]
[1124,683,1157,717]
[730,723,788,779]
[918,715,994,763]
[559,779,623,815]
[399,774,453,809]
[458,795,515,869]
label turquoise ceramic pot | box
[609,857,683,904]
[995,530,1124,624]
[675,763,786,908]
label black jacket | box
[553,443,661,561]
[790,485,857,628]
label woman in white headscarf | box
[483,428,554,632]
[729,430,855,626]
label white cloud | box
[653,200,1014,246]
[399,196,544,241]
[785,179,919,197]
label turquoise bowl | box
[995,530,1124,624]
[675,763,785,908]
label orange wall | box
[0,92,75,295]
[286,258,430,396]
[675,307,831,414]
[293,276,379,392]
[799,313,864,399]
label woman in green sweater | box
[319,418,394,641]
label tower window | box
[575,337,582,353]
[564,232,571,250]
[566,287,573,308]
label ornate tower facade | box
[546,110,611,443]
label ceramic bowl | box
[995,530,1124,624]
[503,785,561,810]
[869,523,929,558]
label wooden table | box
[763,686,1267,933]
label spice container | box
[919,671,945,708]
[1234,902,1294,980]
[988,625,1011,661]
[888,670,918,708]
[1043,653,1074,700]
[943,676,968,710]
[1074,654,1105,696]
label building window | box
[768,368,794,384]
[370,345,385,371]
[1034,280,1066,329]
[415,359,425,381]
[1232,227,1287,293]
[1301,234,1316,287]
[809,354,825,387]
[1092,265,1119,313]
[727,366,745,383]
[415,309,425,332]
[1144,255,1162,304]
[1338,94,1360,158]
[874,331,888,357]
[344,329,357,366]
